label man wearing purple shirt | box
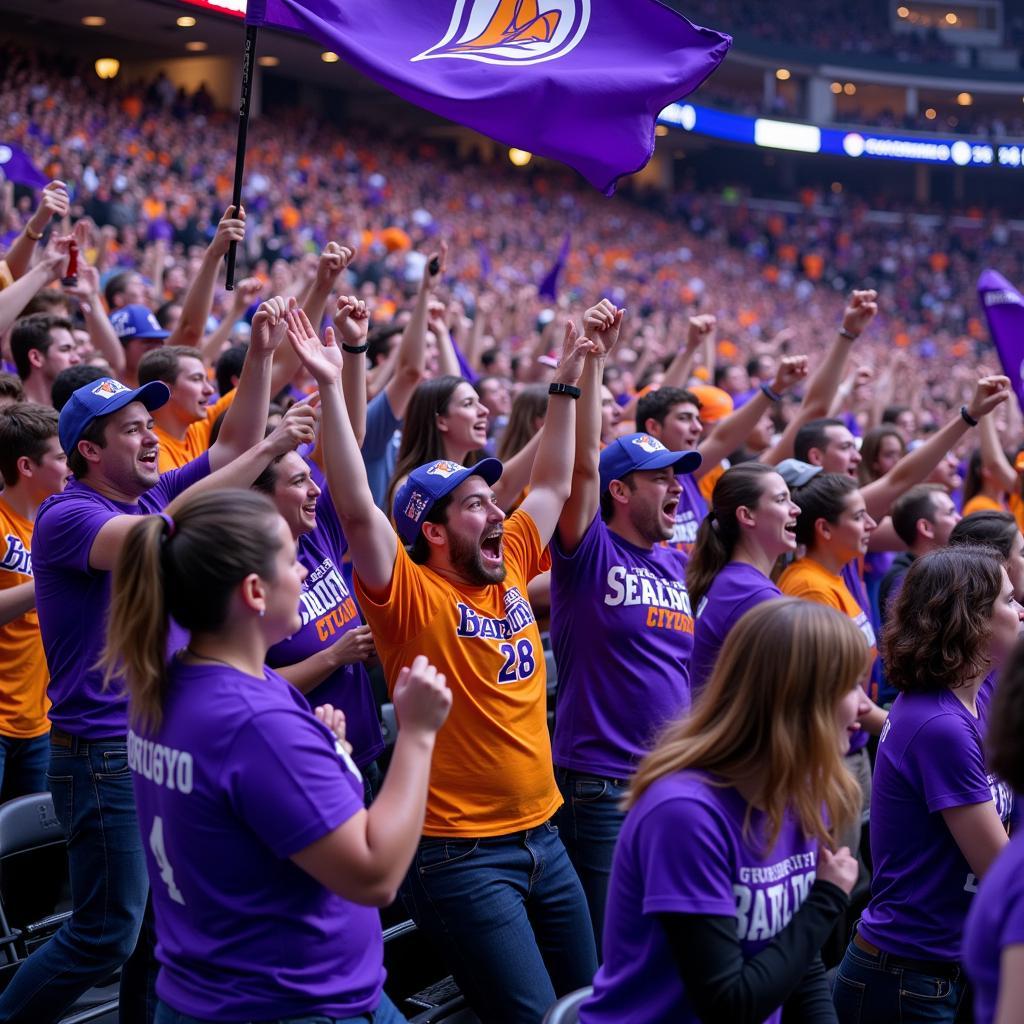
[550,301,700,952]
[0,300,307,1023]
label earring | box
[259,608,265,618]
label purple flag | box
[978,269,1024,407]
[0,143,47,190]
[538,232,570,299]
[246,0,730,195]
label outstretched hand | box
[285,306,343,385]
[250,295,291,357]
[550,319,597,388]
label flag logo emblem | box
[91,379,131,400]
[632,435,667,454]
[412,0,590,66]
[426,460,465,478]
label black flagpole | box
[226,24,259,290]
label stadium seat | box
[542,986,593,1023]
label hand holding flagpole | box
[226,24,259,290]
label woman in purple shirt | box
[687,463,800,695]
[580,598,867,1024]
[833,546,1021,1024]
[101,488,451,1024]
[964,640,1024,1023]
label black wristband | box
[961,405,979,428]
[549,382,581,400]
[760,381,783,402]
[341,343,369,354]
[838,326,858,341]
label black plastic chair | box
[543,987,593,1024]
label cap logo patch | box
[91,380,130,400]
[427,460,465,479]
[631,435,667,454]
[404,490,429,522]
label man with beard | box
[548,300,700,953]
[282,304,598,1024]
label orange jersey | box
[156,391,235,473]
[0,499,50,737]
[355,511,557,838]
[962,493,1007,519]
[778,557,877,666]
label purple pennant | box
[978,269,1024,407]
[538,231,570,300]
[0,142,48,190]
[246,0,730,195]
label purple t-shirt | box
[265,484,383,768]
[550,515,692,778]
[33,455,210,739]
[860,689,1014,960]
[964,834,1024,1024]
[691,562,781,696]
[666,474,707,554]
[580,770,818,1024]
[131,660,383,1020]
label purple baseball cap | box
[393,458,503,545]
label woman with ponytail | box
[103,488,451,1024]
[580,599,865,1023]
[688,464,800,694]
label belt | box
[49,729,125,749]
[853,932,961,979]
[50,728,75,748]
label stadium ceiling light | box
[896,5,910,16]
[844,82,857,96]
[176,16,197,27]
[830,81,843,95]
[258,56,280,67]
[508,148,532,167]
[945,12,958,24]
[81,15,106,26]
[925,107,937,119]
[775,68,791,81]
[185,41,208,52]
[655,124,669,137]
[94,58,120,80]
[321,51,340,62]
[957,91,972,106]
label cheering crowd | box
[2,43,1024,1024]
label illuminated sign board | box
[658,102,1019,169]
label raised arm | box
[383,243,444,419]
[861,376,1010,520]
[5,180,69,281]
[285,307,398,593]
[65,259,125,377]
[427,298,462,380]
[697,356,808,474]
[519,321,595,545]
[977,402,1018,494]
[198,276,263,367]
[557,301,622,552]
[332,295,370,447]
[662,314,715,391]
[166,206,246,349]
[0,235,69,336]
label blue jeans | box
[832,933,969,1023]
[0,733,49,803]
[154,991,407,1023]
[0,735,156,1024]
[554,767,629,959]
[400,819,597,1024]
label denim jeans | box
[400,819,598,1024]
[0,733,50,803]
[832,933,969,1023]
[554,767,629,958]
[0,735,156,1024]
[154,991,407,1024]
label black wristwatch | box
[342,343,369,355]
[548,382,582,400]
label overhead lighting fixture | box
[94,58,120,80]
[775,68,791,81]
[925,107,937,119]
[81,15,106,26]
[896,5,910,16]
[321,51,340,63]
[257,56,280,67]
[176,15,197,27]
[655,125,669,137]
[844,82,857,95]
[508,148,532,167]
[830,81,843,95]
[945,12,958,24]
[185,41,208,52]
[957,91,972,106]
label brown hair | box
[687,463,779,606]
[101,490,283,732]
[138,345,205,387]
[629,598,865,849]
[0,403,59,486]
[987,640,1024,791]
[882,545,1004,692]
[857,426,905,486]
[497,384,547,462]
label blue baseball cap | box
[59,377,170,455]
[393,458,503,545]
[599,433,702,493]
[109,304,170,344]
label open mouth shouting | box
[138,449,159,472]
[783,519,798,545]
[662,497,679,524]
[301,500,318,525]
[480,528,504,567]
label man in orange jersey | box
[284,305,598,1024]
[0,403,71,799]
